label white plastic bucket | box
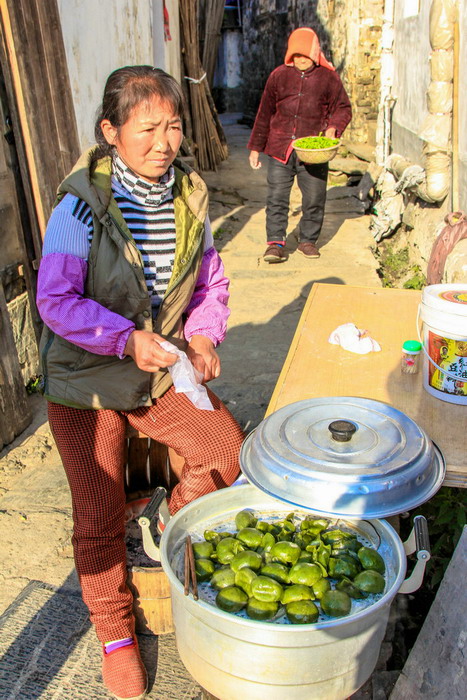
[418,284,467,405]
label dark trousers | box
[266,152,328,244]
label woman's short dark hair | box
[93,65,185,162]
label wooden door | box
[0,0,80,448]
[0,65,34,448]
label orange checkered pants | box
[48,386,244,641]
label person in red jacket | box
[248,27,352,263]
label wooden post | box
[452,13,459,212]
[0,0,80,237]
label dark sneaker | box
[297,242,320,258]
[263,244,286,263]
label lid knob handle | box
[328,420,357,442]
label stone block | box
[329,156,369,175]
[343,141,376,163]
[390,528,467,700]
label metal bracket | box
[139,518,161,562]
[137,486,168,563]
[399,515,431,594]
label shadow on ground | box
[0,574,202,699]
[212,276,344,431]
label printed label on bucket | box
[438,290,467,305]
[428,331,467,396]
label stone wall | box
[241,0,384,145]
[240,1,290,124]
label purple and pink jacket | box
[37,200,230,358]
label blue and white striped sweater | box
[43,176,177,309]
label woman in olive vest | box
[36,66,244,700]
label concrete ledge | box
[390,527,467,700]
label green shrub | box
[403,488,466,590]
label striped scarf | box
[110,154,177,308]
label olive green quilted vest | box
[39,148,208,410]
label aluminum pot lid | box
[239,396,445,519]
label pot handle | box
[398,515,431,594]
[137,486,169,562]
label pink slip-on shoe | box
[102,638,148,700]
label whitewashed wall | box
[58,0,180,151]
[392,0,466,210]
[214,31,243,89]
[392,0,431,164]
[160,0,181,84]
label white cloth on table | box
[328,323,381,354]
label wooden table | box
[266,283,466,488]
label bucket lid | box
[422,284,467,316]
[239,397,445,519]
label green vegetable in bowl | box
[293,135,339,150]
[261,562,290,585]
[288,562,322,587]
[321,589,352,617]
[328,554,361,579]
[216,536,245,564]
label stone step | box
[330,156,369,174]
[342,140,376,162]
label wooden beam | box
[0,0,46,233]
[0,0,80,238]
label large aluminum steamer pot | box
[153,397,443,700]
[159,484,429,700]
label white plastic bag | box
[370,170,404,242]
[328,323,381,354]
[160,340,214,410]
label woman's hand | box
[249,150,262,170]
[186,334,220,382]
[124,330,178,372]
[325,127,337,138]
